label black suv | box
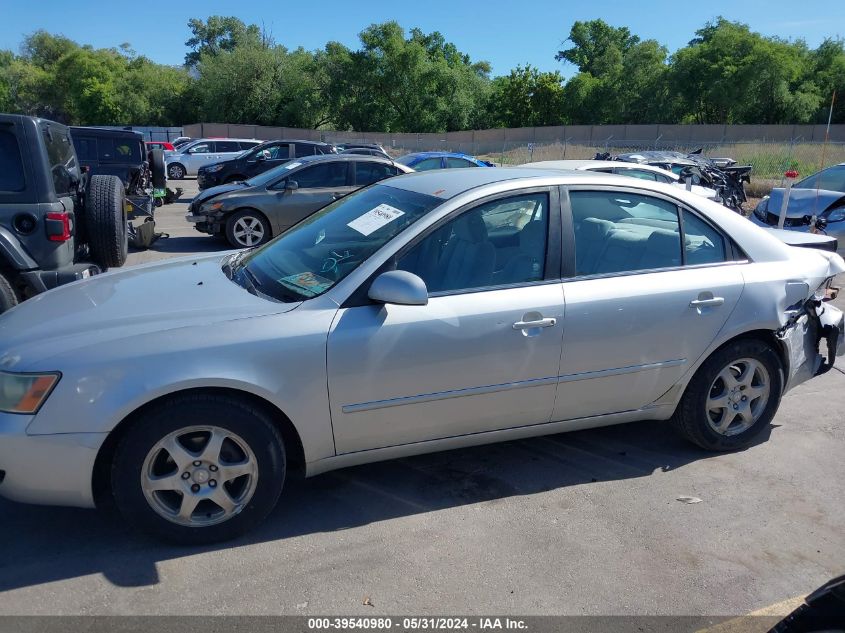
[71,126,167,248]
[0,114,128,314]
[196,139,336,190]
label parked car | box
[521,160,722,202]
[188,154,412,247]
[165,138,262,180]
[396,151,494,170]
[750,163,845,253]
[171,137,192,149]
[1,168,843,543]
[71,127,167,249]
[0,115,129,314]
[146,141,175,152]
[196,139,337,190]
[339,147,392,159]
[335,142,388,153]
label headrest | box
[453,212,488,243]
[520,220,546,251]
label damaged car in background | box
[0,169,842,544]
[596,149,752,212]
[751,163,845,253]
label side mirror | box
[256,151,269,161]
[286,180,299,191]
[368,271,428,306]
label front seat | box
[429,212,495,293]
[496,221,546,284]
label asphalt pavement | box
[0,180,843,616]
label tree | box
[185,16,267,66]
[556,20,639,75]
[490,65,565,127]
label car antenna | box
[813,90,837,219]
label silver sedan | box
[1,169,843,543]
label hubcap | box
[169,165,183,178]
[232,216,265,247]
[705,358,770,436]
[141,426,259,527]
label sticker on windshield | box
[284,161,302,170]
[347,204,405,236]
[278,272,334,296]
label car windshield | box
[244,160,307,187]
[395,154,419,166]
[794,165,845,192]
[238,184,441,302]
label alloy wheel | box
[705,358,771,436]
[232,216,266,247]
[140,425,259,527]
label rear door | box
[213,140,242,162]
[553,186,745,421]
[352,161,402,188]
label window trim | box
[341,186,562,308]
[561,184,746,281]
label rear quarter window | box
[0,128,26,192]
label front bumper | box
[185,212,219,235]
[196,171,221,190]
[0,413,104,508]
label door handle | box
[689,297,724,308]
[513,317,556,330]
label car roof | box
[69,126,144,140]
[289,153,398,166]
[402,151,473,159]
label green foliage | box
[0,17,842,130]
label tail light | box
[45,212,72,242]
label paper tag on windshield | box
[347,204,405,236]
[285,161,302,170]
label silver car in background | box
[165,138,262,179]
[0,169,842,543]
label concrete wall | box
[181,122,845,146]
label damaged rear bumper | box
[779,300,844,393]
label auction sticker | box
[347,204,405,236]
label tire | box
[150,149,167,189]
[167,163,186,180]
[672,339,783,451]
[225,210,271,248]
[111,393,286,544]
[0,272,18,315]
[85,175,128,269]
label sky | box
[1,0,843,76]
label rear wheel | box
[225,210,271,248]
[0,272,18,315]
[111,393,286,544]
[673,339,783,451]
[84,174,128,269]
[167,163,186,180]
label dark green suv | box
[0,114,128,315]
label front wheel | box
[111,393,286,544]
[167,163,186,180]
[0,272,18,315]
[225,210,271,248]
[673,339,783,451]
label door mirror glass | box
[368,271,428,306]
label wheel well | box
[715,329,788,373]
[91,387,306,508]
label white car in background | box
[521,160,722,203]
[165,138,263,180]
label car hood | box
[0,253,296,369]
[765,188,845,217]
[192,182,249,208]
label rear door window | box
[413,157,443,171]
[354,162,398,186]
[74,138,98,161]
[445,157,476,168]
[0,128,26,192]
[98,138,140,162]
[294,143,318,157]
[214,141,241,153]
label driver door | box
[327,189,565,454]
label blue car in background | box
[396,151,495,171]
[750,162,845,253]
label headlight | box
[0,371,60,414]
[753,196,769,220]
[201,201,224,213]
[206,164,225,173]
[826,208,845,223]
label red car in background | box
[145,141,175,152]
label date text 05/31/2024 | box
[307,617,528,630]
